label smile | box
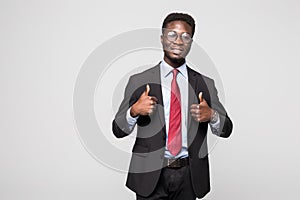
[170,47,184,55]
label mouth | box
[169,47,184,55]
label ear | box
[160,35,163,44]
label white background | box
[1,0,300,199]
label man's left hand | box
[190,92,214,123]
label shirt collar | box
[160,59,187,78]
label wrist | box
[130,104,139,117]
[210,109,219,124]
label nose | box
[174,35,184,45]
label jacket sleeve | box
[112,76,142,138]
[208,79,233,138]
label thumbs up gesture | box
[190,92,214,122]
[130,84,158,117]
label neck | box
[163,55,185,68]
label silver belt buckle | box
[167,158,179,168]
[167,159,175,166]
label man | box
[112,13,233,200]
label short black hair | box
[162,12,196,37]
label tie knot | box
[172,69,179,78]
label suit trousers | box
[136,165,196,200]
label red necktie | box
[167,69,182,156]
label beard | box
[163,50,186,67]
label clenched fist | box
[190,92,214,123]
[130,84,158,117]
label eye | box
[181,33,192,43]
[167,31,177,40]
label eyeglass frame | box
[163,30,193,44]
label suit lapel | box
[148,63,166,134]
[187,66,198,130]
[148,64,163,106]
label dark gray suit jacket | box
[112,63,233,198]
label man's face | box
[161,20,193,64]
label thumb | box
[144,84,150,96]
[199,92,203,103]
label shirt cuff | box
[126,107,139,131]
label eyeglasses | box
[165,31,193,44]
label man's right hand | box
[130,84,158,117]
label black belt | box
[163,157,189,168]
